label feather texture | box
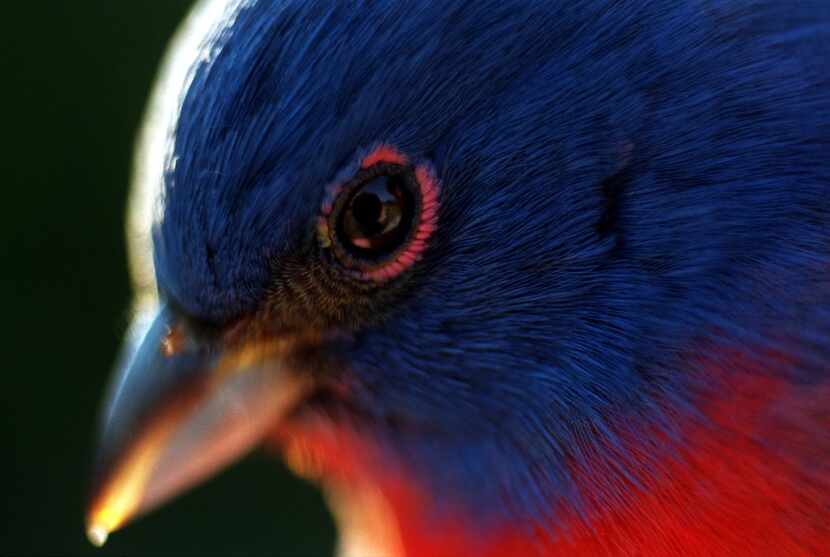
[153,1,830,553]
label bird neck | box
[276,353,830,557]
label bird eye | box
[320,147,440,282]
[338,173,414,257]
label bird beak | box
[85,306,311,547]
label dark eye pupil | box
[337,173,414,257]
[352,191,385,234]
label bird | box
[86,0,830,555]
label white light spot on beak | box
[87,524,109,548]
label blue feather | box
[154,0,830,529]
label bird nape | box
[86,1,830,556]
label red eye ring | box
[318,145,440,282]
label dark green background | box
[1,3,336,555]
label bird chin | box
[269,405,407,557]
[323,475,406,557]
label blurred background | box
[1,3,336,555]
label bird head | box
[86,0,829,553]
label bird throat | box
[324,478,406,557]
[273,349,830,557]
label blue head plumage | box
[91,0,830,551]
